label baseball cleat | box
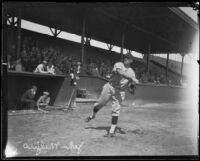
[116,127,126,134]
[104,132,115,138]
[85,116,95,122]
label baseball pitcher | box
[85,53,139,137]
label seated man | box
[37,91,50,109]
[33,60,49,74]
[15,58,24,72]
[47,62,55,75]
[20,85,37,110]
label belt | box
[108,82,124,91]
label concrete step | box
[76,98,97,103]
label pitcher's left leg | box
[104,95,121,137]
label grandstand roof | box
[4,2,199,54]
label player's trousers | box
[94,82,125,117]
[21,98,36,109]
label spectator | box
[47,61,55,75]
[91,64,100,77]
[34,60,49,74]
[7,54,15,70]
[155,76,160,85]
[37,91,50,110]
[54,66,63,75]
[77,62,81,74]
[20,85,37,110]
[168,79,172,85]
[70,65,78,86]
[14,35,182,84]
[15,58,23,72]
[21,50,30,71]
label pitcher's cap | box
[124,52,134,59]
[32,85,37,89]
[43,91,49,95]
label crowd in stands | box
[8,36,113,79]
[7,36,183,86]
[138,70,181,85]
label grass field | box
[6,102,198,157]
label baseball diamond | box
[7,101,198,156]
[2,2,199,159]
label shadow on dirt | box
[85,126,126,134]
[127,129,145,135]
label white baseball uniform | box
[94,62,136,116]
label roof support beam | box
[49,27,54,36]
[97,9,178,48]
[120,31,125,61]
[55,29,61,37]
[7,16,17,26]
[166,53,169,80]
[85,37,91,46]
[12,17,18,26]
[7,18,12,25]
[49,27,62,37]
[2,7,8,66]
[180,53,185,78]
[146,42,151,74]
[17,9,21,59]
[169,7,199,30]
[126,49,131,54]
[81,18,86,64]
[129,14,170,21]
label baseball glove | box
[127,82,136,95]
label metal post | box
[181,54,184,78]
[17,9,21,58]
[2,6,8,153]
[7,17,15,55]
[146,42,151,74]
[121,32,125,61]
[2,7,8,65]
[166,53,169,79]
[81,18,86,64]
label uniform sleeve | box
[37,96,42,106]
[37,64,44,73]
[113,62,123,72]
[34,65,39,73]
[128,68,136,79]
[46,97,50,105]
[37,64,48,73]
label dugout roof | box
[4,2,199,54]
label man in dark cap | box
[20,85,37,109]
[85,53,139,137]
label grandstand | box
[3,2,199,108]
[2,2,199,157]
[6,24,189,85]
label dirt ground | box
[6,101,198,157]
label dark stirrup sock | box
[109,116,118,134]
[111,116,118,124]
